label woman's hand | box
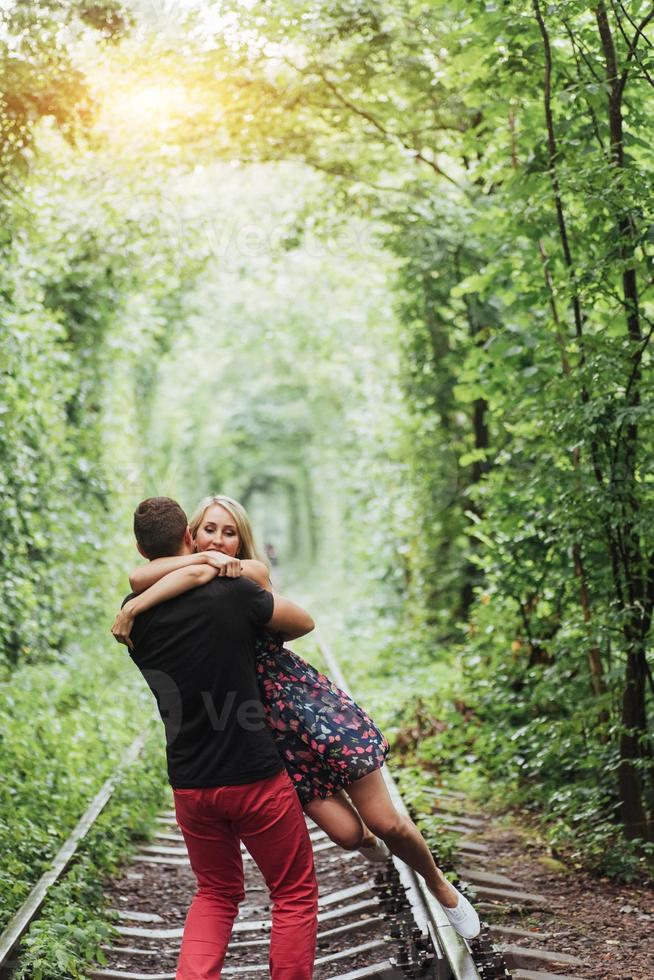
[200,551,243,578]
[111,603,136,651]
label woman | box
[113,495,479,939]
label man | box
[112,496,318,980]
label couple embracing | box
[111,494,479,980]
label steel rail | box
[0,731,149,977]
[315,631,482,980]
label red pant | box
[173,768,318,980]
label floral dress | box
[254,631,390,806]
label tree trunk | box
[618,639,652,840]
[595,0,652,842]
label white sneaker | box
[358,837,391,863]
[434,884,480,939]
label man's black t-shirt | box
[125,577,284,788]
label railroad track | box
[0,635,591,980]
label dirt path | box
[436,794,654,980]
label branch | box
[219,152,411,195]
[611,0,636,51]
[294,158,411,195]
[618,1,654,95]
[562,20,606,150]
[532,0,609,488]
[563,20,604,82]
[315,69,462,186]
[532,0,585,344]
[617,0,654,52]
[610,316,654,474]
[315,70,393,139]
[628,65,654,89]
[276,53,462,185]
[538,240,572,372]
[611,0,654,89]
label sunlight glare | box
[105,81,192,134]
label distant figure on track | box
[264,541,279,567]
[112,494,480,941]
[112,496,319,980]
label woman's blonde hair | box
[188,495,263,561]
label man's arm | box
[112,564,220,650]
[265,594,315,641]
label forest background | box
[1,1,653,976]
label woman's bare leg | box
[346,769,459,907]
[303,791,376,850]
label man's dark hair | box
[134,497,188,559]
